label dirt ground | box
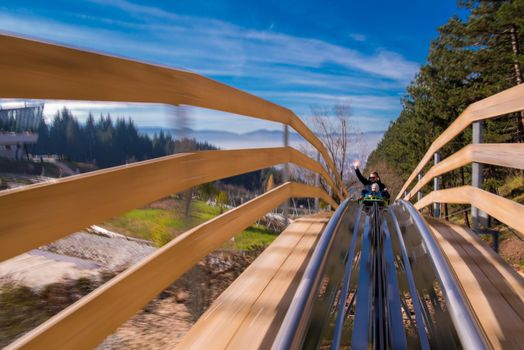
[98,294,193,350]
[499,234,524,274]
[96,250,260,349]
[147,197,180,211]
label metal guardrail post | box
[283,125,290,225]
[433,153,440,217]
[314,152,320,212]
[417,173,423,202]
[472,121,489,229]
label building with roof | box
[0,104,44,160]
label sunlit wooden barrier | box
[176,216,331,349]
[0,34,348,198]
[397,84,524,236]
[416,186,524,234]
[427,218,524,349]
[405,144,524,200]
[397,83,524,199]
[0,33,348,349]
[4,182,335,350]
[0,146,340,262]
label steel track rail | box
[272,199,350,350]
[399,200,488,349]
[273,200,488,349]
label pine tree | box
[367,0,524,196]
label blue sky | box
[0,1,462,133]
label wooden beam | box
[398,84,524,199]
[427,219,524,349]
[177,217,329,349]
[414,186,524,235]
[4,182,333,350]
[405,143,524,200]
[289,147,343,200]
[0,34,347,198]
[0,147,340,262]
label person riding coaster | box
[359,183,390,206]
[353,163,390,205]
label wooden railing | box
[0,147,339,262]
[0,34,346,349]
[398,84,524,235]
[404,144,524,201]
[415,186,524,234]
[0,34,348,199]
[5,182,334,350]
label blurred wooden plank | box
[415,186,524,236]
[405,144,524,200]
[428,218,524,349]
[0,35,293,124]
[5,183,333,350]
[176,216,329,349]
[398,84,524,199]
[0,147,339,262]
[175,221,314,349]
[227,221,326,349]
[0,34,347,198]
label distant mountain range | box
[138,127,385,162]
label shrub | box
[151,224,172,247]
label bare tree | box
[307,104,369,195]
[310,104,350,185]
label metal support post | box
[472,122,489,229]
[314,151,320,212]
[417,173,423,202]
[283,125,290,225]
[433,153,440,217]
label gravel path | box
[0,229,156,288]
[0,249,100,288]
[43,230,155,271]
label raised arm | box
[355,167,370,186]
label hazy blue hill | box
[138,127,384,160]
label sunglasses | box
[369,176,377,180]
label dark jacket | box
[355,168,390,199]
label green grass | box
[232,225,279,250]
[106,209,185,242]
[191,200,222,221]
[105,199,279,249]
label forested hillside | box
[367,0,524,197]
[32,108,273,192]
[35,108,217,168]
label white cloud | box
[39,1,418,82]
[0,7,419,82]
[0,2,416,132]
[261,92,401,111]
